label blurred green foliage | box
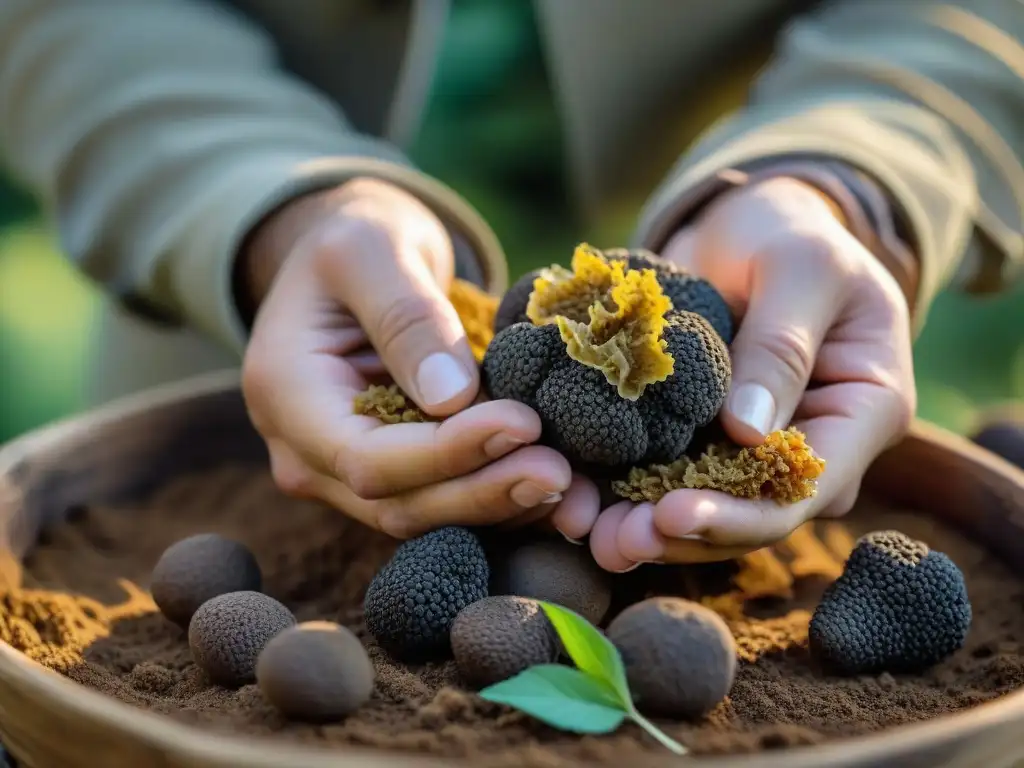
[0,0,1021,445]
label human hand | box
[240,178,572,538]
[553,177,916,571]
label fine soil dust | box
[6,465,1024,766]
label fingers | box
[549,475,602,543]
[307,445,573,539]
[589,502,637,572]
[721,233,852,445]
[315,219,478,416]
[651,380,910,551]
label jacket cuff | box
[164,154,507,357]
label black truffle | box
[151,533,262,628]
[188,591,296,687]
[809,530,972,675]
[451,596,559,688]
[606,597,737,719]
[482,247,731,469]
[256,621,375,722]
[363,526,490,662]
[493,539,612,625]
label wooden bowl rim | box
[1,370,1023,768]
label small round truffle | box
[495,539,612,625]
[606,597,737,719]
[363,526,490,662]
[451,596,559,688]
[188,591,296,687]
[257,621,375,722]
[151,533,262,628]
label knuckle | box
[269,452,313,499]
[374,293,438,357]
[762,229,855,287]
[757,327,816,388]
[334,448,388,500]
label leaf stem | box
[627,707,688,756]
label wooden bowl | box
[1,370,1023,768]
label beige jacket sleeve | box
[0,0,505,356]
[634,0,1024,324]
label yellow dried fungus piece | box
[448,278,499,363]
[524,243,675,400]
[611,427,825,504]
[353,384,434,424]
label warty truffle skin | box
[188,591,296,687]
[451,596,559,689]
[151,533,262,628]
[256,621,375,722]
[492,538,612,626]
[809,530,972,676]
[606,597,737,720]
[484,253,731,469]
[363,527,490,662]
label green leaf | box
[538,601,631,705]
[479,665,626,734]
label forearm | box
[635,0,1024,328]
[0,0,504,355]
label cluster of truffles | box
[151,533,374,722]
[483,245,733,468]
[353,243,824,504]
[363,527,739,718]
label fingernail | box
[558,530,584,546]
[510,482,562,509]
[484,433,526,460]
[730,383,776,436]
[416,353,472,407]
[612,562,642,574]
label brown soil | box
[7,465,1024,766]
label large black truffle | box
[151,533,262,628]
[188,591,296,687]
[606,597,737,720]
[809,530,972,675]
[363,527,489,662]
[451,596,559,688]
[483,246,731,469]
[492,538,612,625]
[257,621,375,722]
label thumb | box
[721,242,847,445]
[317,220,479,416]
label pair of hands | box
[240,177,915,572]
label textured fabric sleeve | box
[633,0,1024,325]
[0,0,506,356]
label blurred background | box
[1,0,1021,444]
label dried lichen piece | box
[524,243,675,400]
[448,278,499,363]
[781,523,846,582]
[732,548,794,600]
[700,592,811,663]
[611,427,825,504]
[353,384,435,424]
